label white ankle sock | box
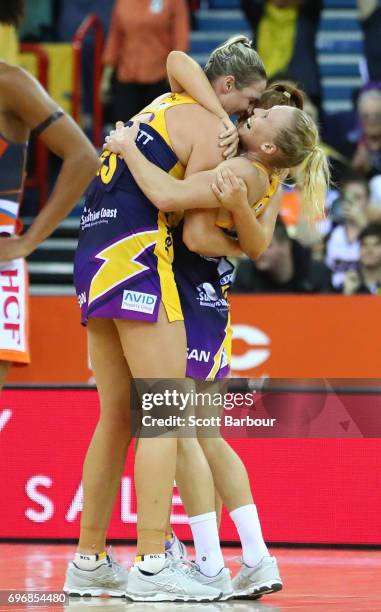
[74,551,107,570]
[135,553,166,575]
[189,511,224,577]
[230,504,269,567]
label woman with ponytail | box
[104,75,329,597]
[69,35,327,600]
[65,35,272,604]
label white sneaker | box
[187,562,233,601]
[126,558,222,602]
[63,552,128,597]
[165,533,188,560]
[232,556,283,598]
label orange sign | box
[7,295,381,384]
[8,297,91,384]
[230,295,381,378]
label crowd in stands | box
[6,0,381,295]
[236,0,381,295]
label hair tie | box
[283,91,291,99]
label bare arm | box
[231,189,281,258]
[166,51,238,158]
[211,167,281,259]
[105,120,251,211]
[181,165,273,259]
[167,51,226,119]
[0,67,99,260]
[182,209,243,257]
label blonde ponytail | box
[295,146,330,221]
[274,108,330,221]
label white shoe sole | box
[63,586,125,597]
[234,580,283,598]
[125,591,222,602]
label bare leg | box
[199,438,253,511]
[78,318,132,554]
[175,438,215,517]
[175,380,253,513]
[115,305,187,555]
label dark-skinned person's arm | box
[0,66,99,261]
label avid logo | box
[121,290,157,315]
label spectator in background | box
[343,223,381,294]
[102,0,189,122]
[325,171,370,289]
[351,87,381,179]
[240,0,322,108]
[231,217,332,294]
[358,0,381,81]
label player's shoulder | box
[0,61,17,86]
[219,156,269,204]
[180,102,221,132]
[0,63,40,98]
[220,156,268,187]
[0,63,31,84]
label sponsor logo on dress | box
[77,292,87,308]
[121,290,157,315]
[80,206,118,230]
[196,282,229,310]
[187,348,211,363]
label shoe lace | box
[105,546,125,576]
[167,558,198,577]
[182,559,200,577]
